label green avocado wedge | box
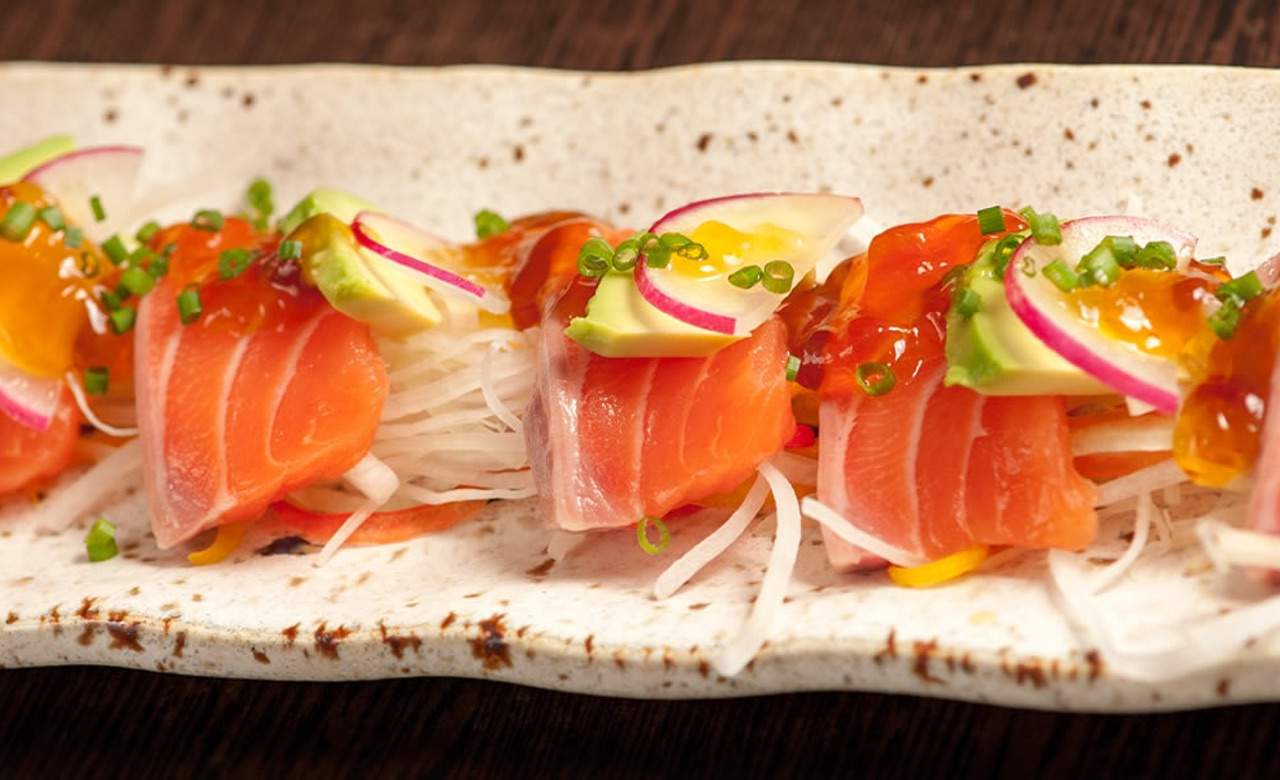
[0,135,75,185]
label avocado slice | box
[289,212,441,337]
[945,241,1110,396]
[279,187,377,237]
[565,269,739,357]
[0,135,75,185]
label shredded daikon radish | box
[654,475,770,600]
[481,343,524,433]
[1090,493,1153,593]
[801,496,928,567]
[712,460,801,676]
[1125,396,1157,416]
[1197,520,1280,572]
[1049,548,1280,682]
[64,371,139,438]
[27,439,142,529]
[1095,459,1187,506]
[316,453,399,565]
[547,531,587,562]
[398,483,536,504]
[770,451,818,487]
[1070,415,1174,456]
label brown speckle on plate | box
[5,611,17,625]
[440,612,457,630]
[469,614,511,670]
[313,622,350,660]
[912,639,945,684]
[525,558,555,579]
[106,622,143,652]
[1085,649,1105,680]
[513,145,525,163]
[873,628,897,665]
[1141,99,1152,109]
[1016,72,1037,89]
[1253,187,1265,201]
[242,93,256,109]
[1218,678,1231,696]
[696,133,713,152]
[379,622,423,659]
[281,623,300,646]
[253,649,271,664]
[172,631,186,658]
[922,176,935,188]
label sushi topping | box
[473,208,510,239]
[84,518,118,562]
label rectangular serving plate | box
[2,61,1278,711]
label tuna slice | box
[526,317,796,531]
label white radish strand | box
[481,343,524,433]
[316,453,399,565]
[654,475,771,600]
[1197,520,1280,572]
[1090,492,1153,593]
[1095,459,1188,506]
[801,496,929,567]
[64,371,139,438]
[26,440,143,529]
[712,460,802,677]
[1070,415,1174,457]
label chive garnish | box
[636,516,671,555]
[177,286,203,324]
[976,206,1005,235]
[728,265,762,289]
[192,209,224,232]
[89,195,106,223]
[1019,206,1062,246]
[64,226,83,249]
[474,209,510,240]
[84,367,109,397]
[1218,270,1264,303]
[855,361,896,396]
[278,240,303,261]
[1043,259,1081,292]
[761,260,795,294]
[118,266,155,297]
[218,248,254,280]
[577,237,613,277]
[953,286,982,317]
[102,235,129,266]
[1078,244,1120,287]
[135,220,161,244]
[785,354,801,382]
[1132,240,1176,270]
[37,206,65,232]
[108,306,136,335]
[1208,297,1242,339]
[0,202,37,241]
[84,518,118,563]
[148,255,170,279]
[246,178,274,231]
[610,238,640,272]
[1198,256,1227,267]
[1100,235,1139,267]
[100,289,122,312]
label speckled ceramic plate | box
[3,62,1279,711]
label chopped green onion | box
[785,354,801,382]
[761,261,795,294]
[246,178,274,230]
[1,202,37,241]
[977,206,1006,235]
[990,231,1029,276]
[37,206,65,231]
[89,195,106,223]
[83,367,109,397]
[84,518,118,562]
[147,255,169,279]
[1043,259,1081,292]
[577,237,613,277]
[1208,297,1242,339]
[940,263,970,289]
[108,305,136,335]
[161,242,177,258]
[1100,235,1140,267]
[676,242,708,261]
[278,239,303,261]
[135,220,161,244]
[177,286,203,325]
[64,226,83,249]
[636,515,671,555]
[953,286,982,317]
[192,209,224,232]
[100,289,122,312]
[118,266,155,297]
[611,238,640,272]
[129,245,155,266]
[645,246,672,269]
[658,232,692,250]
[1078,244,1120,287]
[1132,240,1176,270]
[728,265,762,289]
[474,209,510,239]
[855,362,896,396]
[218,248,254,280]
[102,235,129,266]
[1218,270,1264,303]
[1198,256,1227,267]
[1019,206,1062,246]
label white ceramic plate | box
[2,62,1279,711]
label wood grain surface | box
[5,1,1280,777]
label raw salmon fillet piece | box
[526,317,796,531]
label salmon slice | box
[0,388,80,498]
[135,222,388,549]
[526,316,796,531]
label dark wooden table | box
[5,1,1280,776]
